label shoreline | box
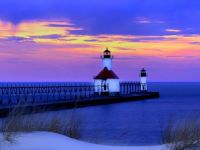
[0,132,167,150]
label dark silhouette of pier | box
[0,82,159,117]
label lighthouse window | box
[104,84,107,90]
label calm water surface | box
[67,82,200,145]
[27,82,200,146]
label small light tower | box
[101,48,113,70]
[140,68,147,92]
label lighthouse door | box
[102,80,108,92]
[104,84,107,91]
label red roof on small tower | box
[94,67,119,79]
[104,48,110,53]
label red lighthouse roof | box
[94,67,119,79]
[104,48,110,53]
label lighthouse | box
[94,49,120,96]
[101,48,113,70]
[140,68,147,92]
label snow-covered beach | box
[1,132,167,150]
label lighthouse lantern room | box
[101,48,113,70]
[94,49,120,96]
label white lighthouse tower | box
[140,68,147,92]
[94,49,120,96]
[101,48,113,70]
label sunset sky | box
[0,0,200,82]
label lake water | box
[4,82,199,146]
[63,82,200,146]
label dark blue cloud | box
[0,0,200,35]
[84,39,99,42]
[125,37,178,42]
[47,24,73,28]
[30,34,63,39]
[6,36,28,42]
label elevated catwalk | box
[0,82,159,117]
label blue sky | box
[0,0,200,81]
[0,0,199,35]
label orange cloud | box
[0,20,200,61]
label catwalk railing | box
[120,82,141,95]
[0,82,141,106]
